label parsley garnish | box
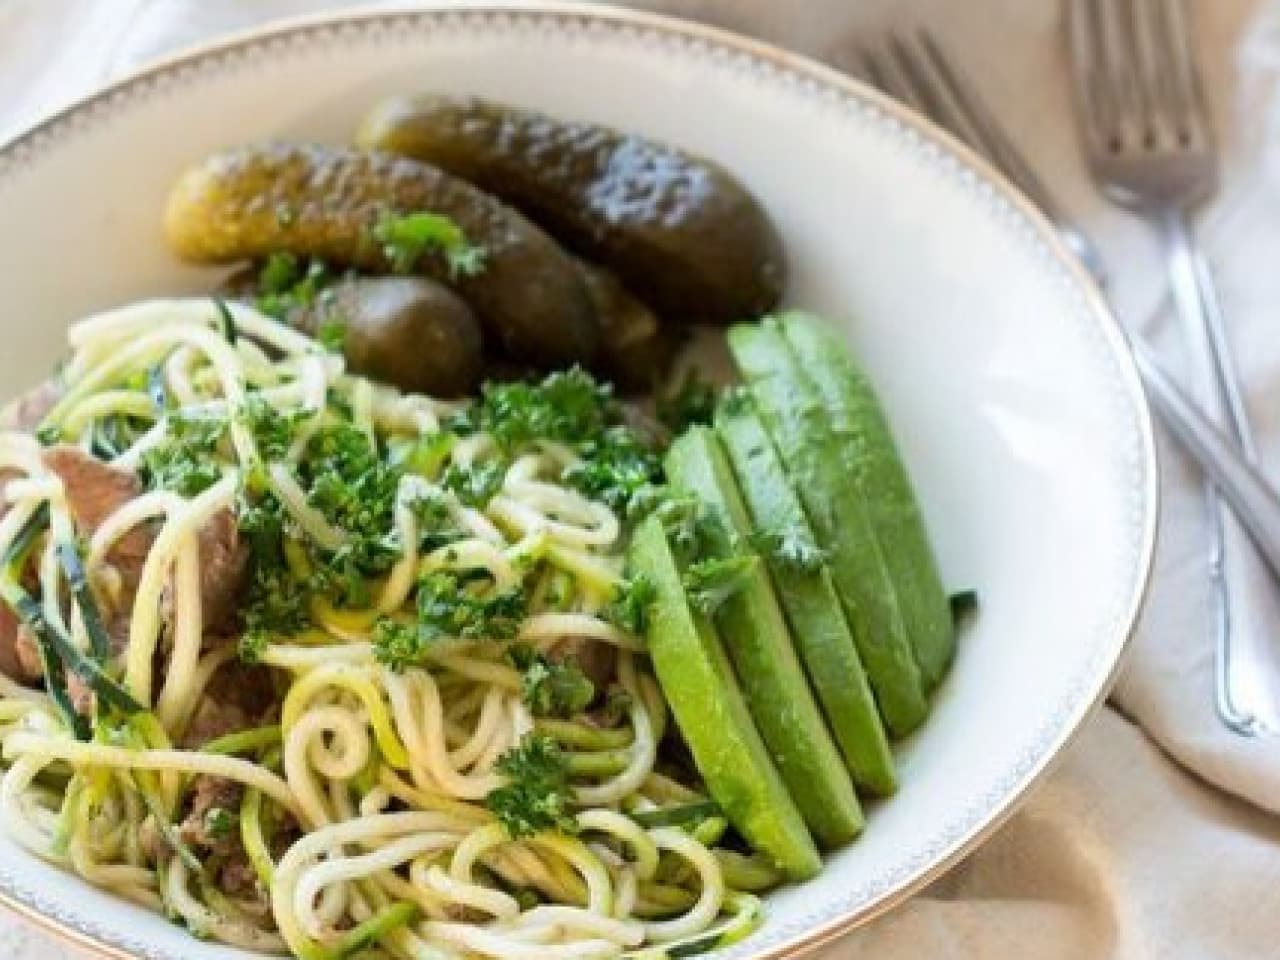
[486,734,578,838]
[415,570,525,644]
[373,211,486,278]
[203,807,236,840]
[564,426,663,520]
[238,395,309,462]
[749,524,827,573]
[509,644,595,718]
[140,411,228,496]
[317,317,347,353]
[371,618,421,673]
[683,555,758,615]
[442,459,506,508]
[450,368,611,454]
[658,369,719,433]
[606,574,657,635]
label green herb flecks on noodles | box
[0,296,761,959]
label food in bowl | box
[0,98,965,960]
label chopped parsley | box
[371,618,421,673]
[683,555,758,616]
[254,253,331,320]
[317,317,347,353]
[564,426,663,520]
[442,459,506,508]
[606,573,656,635]
[449,368,612,455]
[203,807,236,840]
[657,369,718,433]
[238,395,309,462]
[415,570,525,644]
[140,410,228,496]
[486,734,578,838]
[509,644,595,718]
[372,211,486,279]
[372,569,527,671]
[749,523,827,573]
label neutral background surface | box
[3,1,1280,958]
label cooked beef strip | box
[180,775,243,854]
[181,659,278,749]
[558,636,614,691]
[160,507,249,642]
[0,378,61,433]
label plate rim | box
[0,3,1160,959]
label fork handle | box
[1159,208,1255,450]
[1133,341,1280,580]
[1157,206,1269,735]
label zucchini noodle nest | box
[0,299,773,959]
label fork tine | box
[859,45,924,114]
[912,29,1061,218]
[1069,0,1131,154]
[884,33,962,135]
[1150,0,1212,147]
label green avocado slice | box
[716,403,897,795]
[780,313,955,690]
[665,428,863,846]
[628,514,821,880]
[727,321,929,738]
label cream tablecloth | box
[2,1,1279,957]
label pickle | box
[358,95,786,326]
[165,142,598,368]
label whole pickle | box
[357,95,786,326]
[576,260,683,394]
[315,276,484,397]
[222,267,484,397]
[165,143,598,368]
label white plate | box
[0,4,1157,959]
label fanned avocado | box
[716,403,897,795]
[727,320,929,738]
[164,142,598,369]
[628,514,821,881]
[781,314,955,689]
[357,94,785,327]
[665,428,863,846]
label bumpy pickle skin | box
[358,94,786,326]
[164,142,598,368]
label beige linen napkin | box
[2,1,1279,957]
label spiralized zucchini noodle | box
[0,299,773,959]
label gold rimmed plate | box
[0,4,1157,958]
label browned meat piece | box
[197,508,248,637]
[0,617,40,683]
[218,853,267,908]
[157,506,248,641]
[559,637,614,692]
[0,379,61,432]
[42,446,152,573]
[181,659,278,748]
[180,774,243,855]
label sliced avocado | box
[628,514,821,880]
[665,428,863,846]
[716,404,898,795]
[780,313,955,690]
[727,321,929,738]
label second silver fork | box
[858,26,1272,736]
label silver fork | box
[858,28,1274,736]
[1067,0,1265,735]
